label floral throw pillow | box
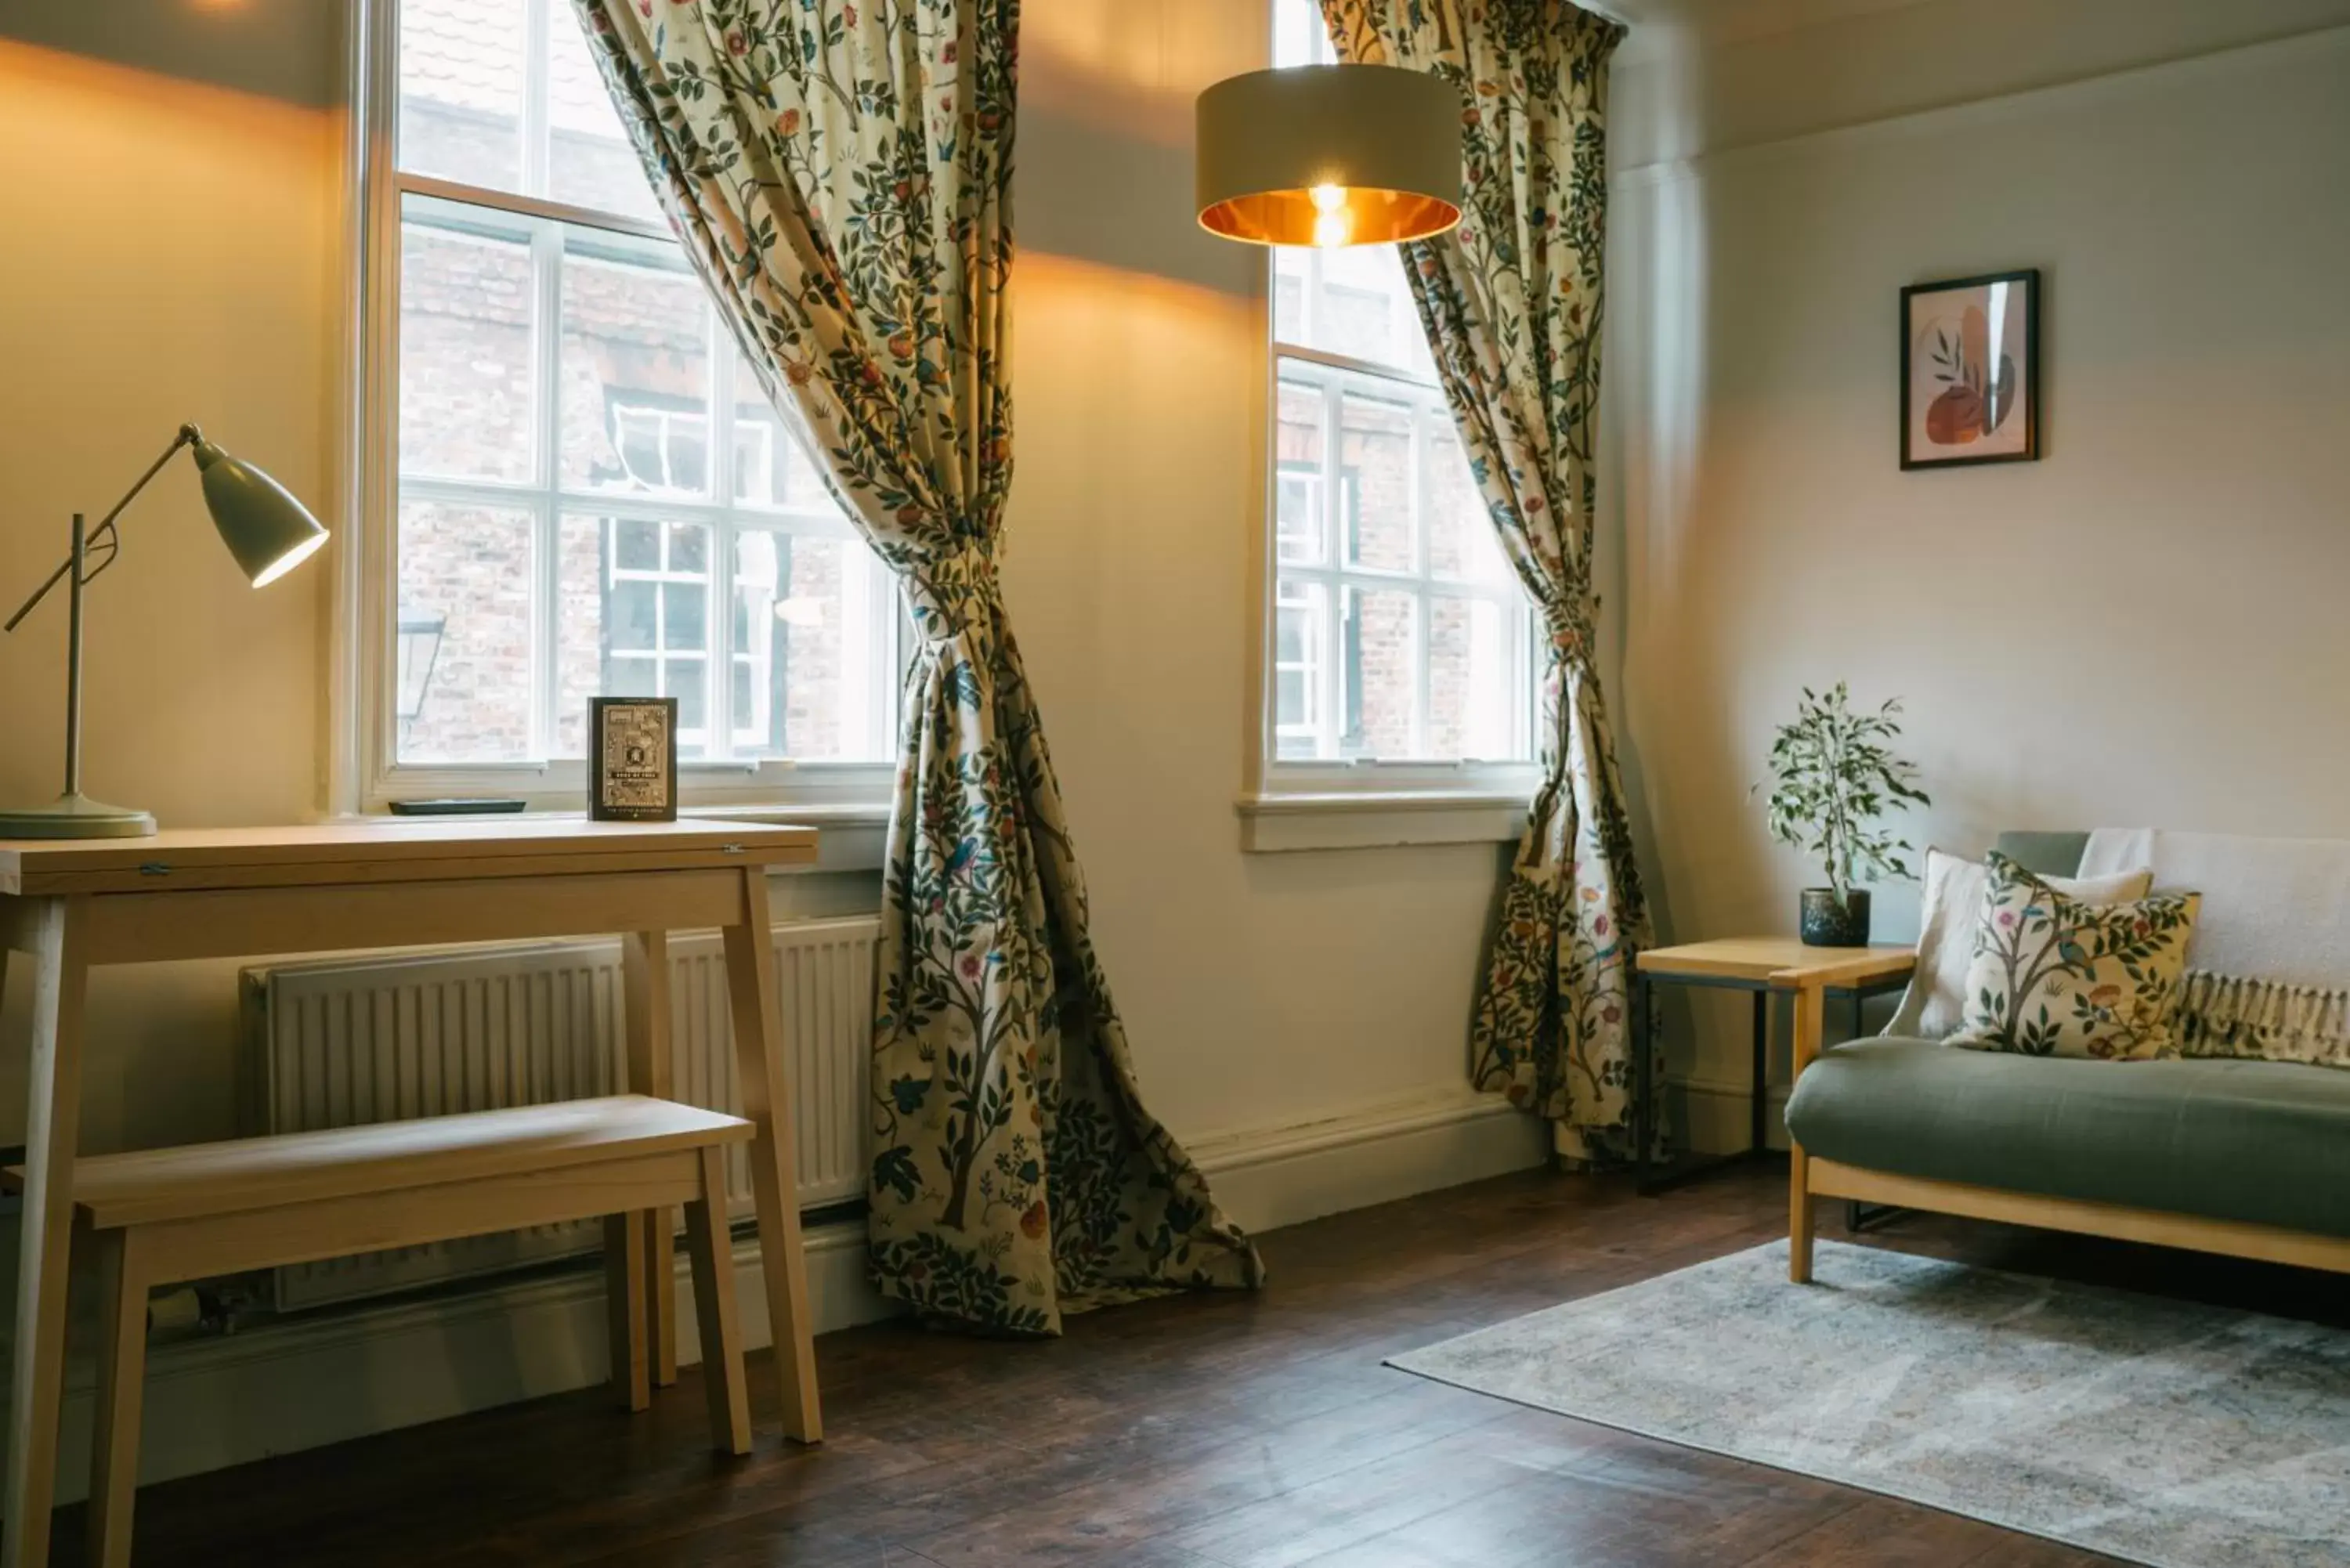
[1948,851,2202,1060]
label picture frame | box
[588,696,678,822]
[1900,269,2041,470]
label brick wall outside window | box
[394,108,850,764]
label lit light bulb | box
[1308,182,1352,248]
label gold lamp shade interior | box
[1195,64,1463,247]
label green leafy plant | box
[1756,682,1930,902]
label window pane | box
[671,658,708,739]
[395,498,537,764]
[551,514,603,756]
[1340,392,1415,573]
[1274,380,1325,565]
[603,658,655,699]
[1428,596,1521,761]
[1273,0,1334,68]
[1343,585,1416,759]
[1269,244,1437,383]
[1273,251,1307,345]
[1426,426,1513,585]
[560,246,712,497]
[1272,579,1327,761]
[730,529,889,761]
[400,217,537,483]
[608,579,656,650]
[732,349,839,511]
[663,580,707,649]
[613,518,659,571]
[546,5,662,222]
[1322,248,1430,375]
[397,0,525,191]
[555,515,712,758]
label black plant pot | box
[1799,887,1871,947]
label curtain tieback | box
[1540,605,1593,664]
[906,540,1006,644]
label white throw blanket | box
[2079,829,2350,989]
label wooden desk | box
[0,819,824,1568]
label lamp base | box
[0,792,157,839]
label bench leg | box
[602,1215,650,1413]
[620,931,678,1389]
[684,1145,752,1456]
[89,1227,151,1568]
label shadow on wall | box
[1018,100,1260,298]
[0,0,342,108]
[1018,0,1263,297]
[1603,34,1717,953]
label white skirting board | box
[1191,1083,1549,1235]
[0,1085,1546,1499]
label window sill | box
[1235,790,1530,853]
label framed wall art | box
[1900,269,2040,470]
[588,696,678,822]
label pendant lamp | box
[1195,63,1462,247]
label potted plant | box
[1757,682,1929,946]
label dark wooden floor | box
[97,1159,2350,1567]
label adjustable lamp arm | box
[0,421,323,838]
[3,424,203,633]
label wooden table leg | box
[4,898,89,1568]
[719,868,821,1444]
[620,930,677,1388]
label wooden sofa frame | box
[1780,956,2350,1282]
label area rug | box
[1386,1241,2350,1568]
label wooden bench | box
[5,1095,756,1568]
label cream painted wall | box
[0,30,342,1153]
[0,3,1530,1179]
[990,0,1523,1142]
[1603,2,2350,1141]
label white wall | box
[0,4,1535,1188]
[1603,0,2350,1142]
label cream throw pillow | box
[1887,847,2153,1039]
[1948,851,2201,1060]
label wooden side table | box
[1632,938,1915,1194]
[0,819,824,1568]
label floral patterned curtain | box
[1321,0,1654,1162]
[573,0,1261,1331]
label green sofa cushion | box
[1785,1039,2350,1239]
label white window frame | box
[1246,341,1542,850]
[333,0,898,821]
[1270,357,1534,769]
[1239,0,1540,851]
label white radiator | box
[237,916,878,1311]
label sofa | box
[1781,830,2350,1281]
